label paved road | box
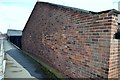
[3,39,48,79]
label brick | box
[104,23,112,26]
[22,1,120,79]
[99,13,108,18]
[103,30,109,32]
[104,17,113,19]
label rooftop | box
[37,1,120,15]
[7,29,22,36]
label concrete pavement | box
[3,39,48,79]
[5,53,34,78]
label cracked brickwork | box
[22,2,120,78]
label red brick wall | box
[118,40,120,77]
[22,2,119,78]
[108,14,119,78]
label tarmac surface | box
[3,39,48,79]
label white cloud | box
[1,0,35,3]
[0,0,119,33]
[39,0,114,11]
[0,1,36,33]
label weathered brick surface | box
[22,2,119,78]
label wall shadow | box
[5,48,49,79]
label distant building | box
[0,32,2,37]
[0,32,6,39]
[22,1,120,78]
[7,29,22,48]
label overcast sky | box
[0,0,119,33]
